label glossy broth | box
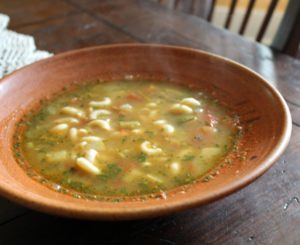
[16,80,240,198]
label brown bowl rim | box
[0,43,292,220]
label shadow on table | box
[0,200,230,245]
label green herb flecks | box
[137,153,147,163]
[182,155,195,161]
[121,136,127,144]
[98,163,122,181]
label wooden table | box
[1,0,300,244]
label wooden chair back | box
[156,0,300,57]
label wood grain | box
[0,0,78,28]
[0,0,299,244]
[14,13,135,53]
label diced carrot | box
[78,119,88,126]
[111,106,121,112]
[127,93,142,101]
[146,85,156,93]
[118,128,128,136]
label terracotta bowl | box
[0,44,291,220]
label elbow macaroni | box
[89,119,112,131]
[89,109,111,120]
[50,123,69,136]
[61,106,85,118]
[76,157,100,175]
[141,141,162,155]
[89,97,111,107]
[181,97,201,107]
[170,104,193,114]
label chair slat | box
[272,0,300,57]
[256,0,279,42]
[281,10,300,56]
[174,0,196,14]
[190,0,196,14]
[224,0,238,29]
[174,0,180,9]
[239,0,256,35]
[207,0,216,22]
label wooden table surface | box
[1,0,300,244]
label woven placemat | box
[0,13,53,78]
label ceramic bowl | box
[0,44,291,220]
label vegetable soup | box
[14,80,241,198]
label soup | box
[14,80,241,199]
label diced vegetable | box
[46,150,68,162]
[170,162,181,174]
[127,93,142,101]
[120,121,141,129]
[176,115,195,125]
[146,174,163,183]
[199,147,222,161]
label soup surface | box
[15,80,240,198]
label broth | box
[15,80,241,198]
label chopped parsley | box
[137,153,147,163]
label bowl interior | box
[0,44,291,220]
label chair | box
[156,0,300,58]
